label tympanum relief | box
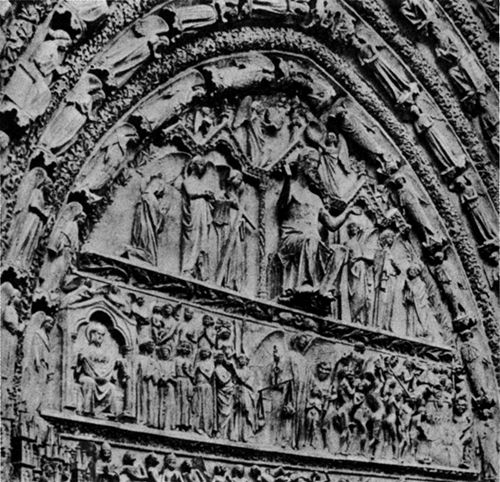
[83,94,450,345]
[32,275,473,470]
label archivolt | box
[8,28,495,377]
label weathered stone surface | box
[1,1,498,481]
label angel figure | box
[90,15,169,88]
[318,130,365,202]
[232,96,266,165]
[72,122,139,203]
[129,173,166,266]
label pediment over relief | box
[82,92,460,346]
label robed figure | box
[277,148,356,298]
[181,156,216,281]
[21,312,55,415]
[130,174,166,265]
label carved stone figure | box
[399,0,436,35]
[233,354,256,442]
[391,173,446,249]
[345,222,374,325]
[74,322,128,417]
[286,334,311,449]
[39,73,105,155]
[430,26,486,111]
[459,330,494,406]
[353,31,418,103]
[428,248,465,319]
[373,230,401,331]
[53,0,110,39]
[173,341,194,430]
[181,156,215,281]
[328,99,393,169]
[73,122,139,202]
[408,104,466,177]
[136,340,160,427]
[90,15,169,88]
[0,282,22,403]
[129,174,166,265]
[120,452,146,482]
[39,202,86,299]
[403,264,437,339]
[215,169,255,291]
[21,312,55,414]
[192,348,215,435]
[214,351,235,440]
[477,92,499,158]
[233,96,266,163]
[0,60,51,127]
[157,343,176,431]
[32,29,72,83]
[305,361,332,449]
[277,148,356,298]
[5,167,51,273]
[453,175,497,247]
[1,5,39,64]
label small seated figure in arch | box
[74,313,128,418]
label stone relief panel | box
[29,274,476,470]
[81,93,462,346]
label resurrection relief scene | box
[0,1,498,482]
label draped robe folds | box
[173,356,193,429]
[216,192,252,292]
[404,276,435,339]
[181,177,213,280]
[233,366,256,442]
[136,354,160,427]
[1,305,21,385]
[214,363,235,439]
[288,351,309,449]
[357,44,413,102]
[192,360,215,435]
[460,189,496,244]
[158,358,176,430]
[23,328,52,414]
[397,187,444,247]
[91,16,169,88]
[76,345,120,415]
[346,236,374,325]
[373,247,399,332]
[278,183,328,293]
[414,114,461,173]
[131,190,164,265]
[7,188,47,272]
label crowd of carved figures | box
[16,277,472,468]
[1,1,499,481]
